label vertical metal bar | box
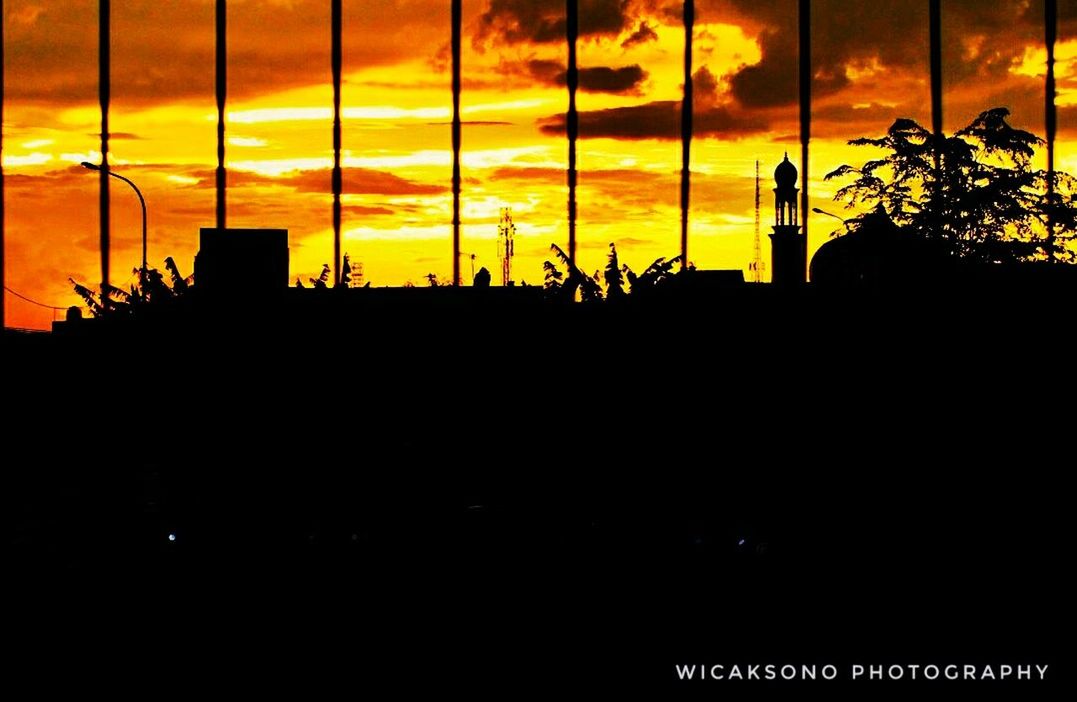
[798,0,810,280]
[1046,0,1057,261]
[1,4,5,330]
[452,0,462,285]
[928,0,943,243]
[100,0,111,300]
[680,0,694,270]
[929,0,942,173]
[216,0,227,232]
[566,0,578,264]
[333,0,343,284]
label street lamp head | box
[80,161,101,171]
[812,207,848,223]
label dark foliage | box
[826,108,1077,263]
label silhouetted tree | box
[545,243,602,302]
[339,253,353,288]
[140,267,173,303]
[165,256,190,295]
[543,260,563,299]
[541,246,686,301]
[827,108,1077,263]
[604,243,625,300]
[311,264,332,288]
[71,279,105,316]
[623,255,683,296]
[70,260,190,318]
[474,266,491,288]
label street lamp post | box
[812,207,852,233]
[82,162,147,289]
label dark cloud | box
[476,0,634,45]
[526,59,564,83]
[424,121,515,126]
[577,65,649,93]
[1061,106,1077,136]
[579,236,653,249]
[492,166,677,183]
[85,132,142,140]
[182,167,446,196]
[692,66,721,106]
[713,0,1077,115]
[489,166,564,182]
[540,101,764,139]
[809,101,929,139]
[291,169,447,196]
[538,65,765,139]
[3,0,452,105]
[621,21,659,48]
[525,59,648,93]
[343,205,396,217]
[487,165,751,219]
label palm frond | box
[69,278,103,316]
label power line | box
[3,285,69,310]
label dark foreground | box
[3,285,1068,697]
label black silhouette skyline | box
[2,1,1072,329]
[2,3,1073,696]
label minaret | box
[769,154,806,286]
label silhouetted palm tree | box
[680,1,694,270]
[164,257,190,295]
[623,255,683,297]
[340,253,353,287]
[546,243,601,302]
[604,244,625,300]
[70,259,192,317]
[312,264,332,289]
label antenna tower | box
[497,208,515,286]
[750,159,765,283]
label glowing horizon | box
[3,0,1074,329]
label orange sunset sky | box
[3,0,1075,328]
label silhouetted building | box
[677,269,745,290]
[809,206,947,286]
[194,228,289,294]
[770,155,805,287]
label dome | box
[774,154,798,189]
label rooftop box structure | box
[194,228,289,294]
